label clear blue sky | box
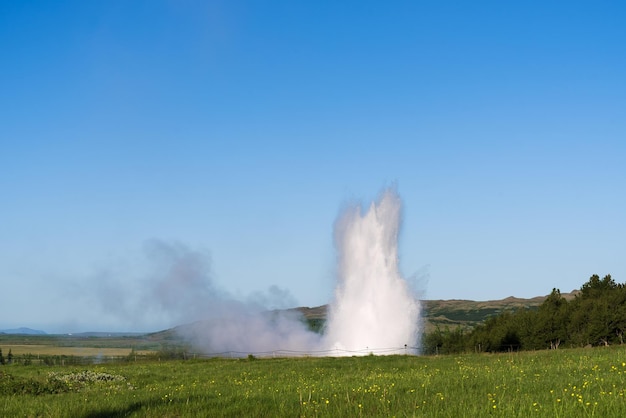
[1,1,625,332]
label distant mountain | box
[0,327,47,335]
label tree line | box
[423,274,626,354]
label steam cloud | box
[92,188,421,356]
[323,188,421,355]
[93,240,315,350]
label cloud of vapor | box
[87,239,321,354]
[323,188,421,355]
[139,239,219,324]
[85,240,218,330]
[65,188,420,356]
[179,308,322,355]
[247,285,299,310]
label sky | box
[1,1,625,333]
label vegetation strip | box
[2,348,626,417]
[424,274,626,354]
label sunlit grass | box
[0,344,146,357]
[2,346,626,417]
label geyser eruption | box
[323,188,420,355]
[107,189,420,356]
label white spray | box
[89,189,421,356]
[322,188,421,355]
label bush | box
[0,371,70,395]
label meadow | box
[2,346,626,417]
[0,344,142,357]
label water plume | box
[322,188,421,355]
[86,189,421,356]
[171,188,421,356]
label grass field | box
[2,345,626,417]
[0,344,153,357]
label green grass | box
[2,346,626,417]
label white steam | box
[178,309,321,355]
[88,188,420,356]
[323,188,421,355]
[92,240,318,353]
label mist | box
[175,188,420,356]
[79,188,421,356]
[89,240,318,352]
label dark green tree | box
[423,326,467,355]
[422,327,445,355]
[568,274,623,346]
[423,274,624,353]
[580,274,617,298]
[469,311,523,352]
[534,288,569,349]
[609,286,626,344]
[516,309,542,350]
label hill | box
[295,291,579,333]
[0,292,580,346]
[0,327,47,335]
